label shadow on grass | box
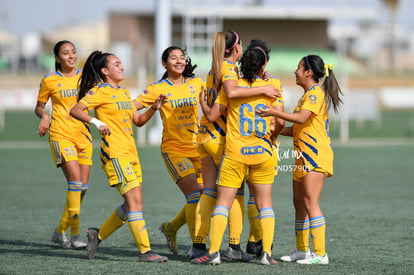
[0,239,204,263]
[0,239,91,260]
[0,239,153,261]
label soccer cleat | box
[187,246,208,259]
[296,252,329,265]
[246,241,258,255]
[260,252,278,265]
[224,246,252,262]
[70,234,87,249]
[86,228,100,259]
[51,230,71,249]
[280,248,311,262]
[191,251,221,265]
[159,222,179,254]
[138,250,168,263]
[246,239,265,256]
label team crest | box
[309,95,317,102]
[64,148,72,156]
[189,85,195,94]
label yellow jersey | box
[293,84,333,176]
[80,84,139,165]
[225,76,283,165]
[197,59,238,145]
[37,69,92,148]
[136,77,205,157]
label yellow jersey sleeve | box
[37,77,51,103]
[221,59,239,83]
[135,84,158,108]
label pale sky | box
[1,0,413,36]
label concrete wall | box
[109,13,330,76]
[224,19,329,48]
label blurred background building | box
[0,0,413,143]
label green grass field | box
[1,111,414,274]
[1,110,414,141]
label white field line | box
[0,138,413,150]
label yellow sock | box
[57,184,88,235]
[56,202,70,234]
[80,184,88,203]
[127,211,151,254]
[194,189,217,244]
[57,181,82,235]
[310,216,326,256]
[208,206,229,253]
[98,205,127,241]
[259,207,275,256]
[295,219,310,252]
[67,185,88,235]
[185,190,201,242]
[67,184,89,235]
[171,205,186,232]
[247,195,257,242]
[247,194,262,243]
[66,181,82,219]
[228,190,244,245]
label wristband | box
[90,117,106,129]
[151,105,157,111]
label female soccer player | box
[133,46,205,256]
[192,45,283,265]
[256,55,343,265]
[243,39,284,257]
[35,40,91,249]
[70,50,168,263]
[194,34,280,261]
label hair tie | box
[254,47,267,62]
[324,63,334,77]
[305,56,314,74]
[225,31,239,53]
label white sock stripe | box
[212,205,229,218]
[259,207,275,219]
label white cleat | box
[296,252,329,265]
[280,248,311,262]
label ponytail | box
[78,50,111,101]
[239,48,266,83]
[211,32,226,92]
[210,30,240,92]
[322,66,343,113]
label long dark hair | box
[53,40,75,71]
[160,46,197,81]
[77,50,112,101]
[239,48,266,84]
[302,55,343,113]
